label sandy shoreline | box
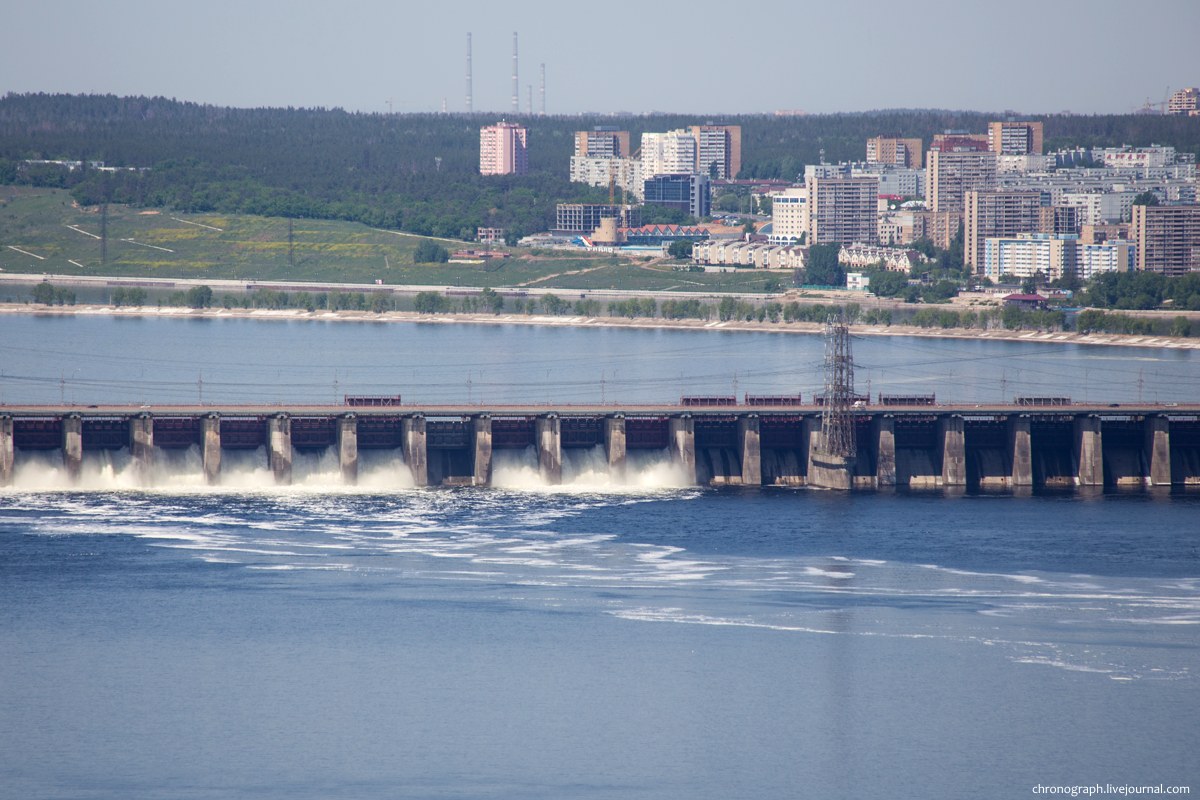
[2,301,1198,350]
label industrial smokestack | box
[465,33,473,114]
[511,32,519,114]
[539,63,546,115]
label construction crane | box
[1134,87,1172,115]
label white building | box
[1077,240,1135,281]
[569,156,644,200]
[769,187,807,244]
[641,130,697,178]
[1061,191,1136,225]
[983,233,1077,281]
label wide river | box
[1,314,1198,799]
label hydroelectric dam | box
[2,398,1199,491]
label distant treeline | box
[2,93,1199,240]
[22,279,1194,337]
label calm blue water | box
[1,315,1198,799]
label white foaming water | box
[490,446,692,492]
[4,446,415,493]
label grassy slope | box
[0,187,784,293]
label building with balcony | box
[805,175,880,245]
[927,149,997,213]
[866,136,924,168]
[964,190,1044,271]
[1131,204,1200,276]
[690,124,742,179]
[643,174,711,218]
[479,122,528,176]
[987,121,1044,155]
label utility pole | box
[100,202,108,265]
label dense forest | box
[2,93,1199,240]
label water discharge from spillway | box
[3,445,688,494]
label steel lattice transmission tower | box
[819,312,856,459]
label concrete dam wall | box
[2,404,1199,491]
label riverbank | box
[4,301,1199,350]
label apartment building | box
[770,187,807,244]
[574,128,632,159]
[1167,88,1199,116]
[479,122,528,176]
[964,190,1044,271]
[640,130,697,178]
[1131,204,1200,276]
[982,233,1077,281]
[805,175,880,245]
[866,136,924,168]
[690,125,742,179]
[1077,240,1136,280]
[987,121,1044,155]
[569,156,644,200]
[927,148,997,212]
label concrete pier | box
[875,415,896,488]
[403,415,428,487]
[472,414,492,487]
[536,414,562,484]
[0,416,13,486]
[1146,415,1171,488]
[738,414,762,487]
[201,415,221,484]
[804,416,822,486]
[669,415,696,483]
[1075,415,1103,487]
[268,414,292,485]
[604,415,626,479]
[337,415,358,485]
[130,413,154,482]
[62,414,83,481]
[1009,416,1033,489]
[940,415,966,487]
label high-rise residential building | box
[1131,204,1200,276]
[574,128,632,159]
[640,130,698,179]
[909,210,963,250]
[689,124,742,179]
[1038,205,1083,237]
[927,148,997,213]
[769,187,807,244]
[479,122,528,176]
[569,156,644,200]
[1167,88,1200,116]
[931,132,989,152]
[805,175,880,245]
[866,136,924,168]
[964,190,1044,271]
[643,174,711,219]
[982,233,1077,281]
[987,121,1044,155]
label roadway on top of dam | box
[2,402,1198,418]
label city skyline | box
[2,0,1198,116]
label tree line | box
[3,93,1199,242]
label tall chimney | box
[539,63,546,115]
[511,32,519,114]
[465,32,473,113]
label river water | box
[1,314,1198,799]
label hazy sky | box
[4,0,1198,115]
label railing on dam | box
[1,401,1198,491]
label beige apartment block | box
[866,136,924,168]
[987,121,1044,155]
[1131,204,1200,276]
[964,190,1043,270]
